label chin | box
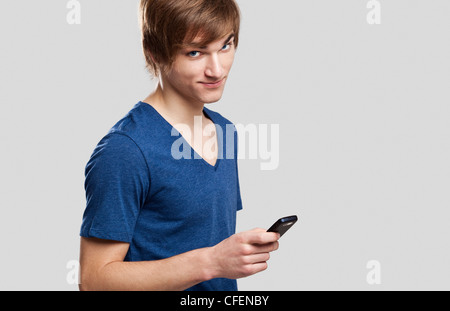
[203,97,222,104]
[198,92,224,104]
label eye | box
[222,42,233,51]
[187,51,201,58]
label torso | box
[185,115,218,167]
[144,101,218,166]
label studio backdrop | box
[1,0,449,290]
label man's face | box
[161,32,236,105]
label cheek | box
[222,53,236,72]
[167,66,197,88]
[173,62,203,83]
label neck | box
[144,83,208,130]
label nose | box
[204,53,223,79]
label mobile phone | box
[267,215,298,237]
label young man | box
[79,0,280,291]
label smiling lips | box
[200,78,225,88]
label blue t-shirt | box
[80,101,243,291]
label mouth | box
[199,78,225,88]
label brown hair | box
[139,0,241,78]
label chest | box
[176,118,219,167]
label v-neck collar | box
[139,101,221,170]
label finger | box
[251,241,279,254]
[247,262,268,275]
[244,252,270,265]
[244,231,280,245]
[250,228,267,233]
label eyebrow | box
[186,33,235,50]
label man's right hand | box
[207,228,281,279]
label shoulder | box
[86,132,147,173]
[98,102,164,154]
[86,103,153,173]
[92,103,147,161]
[107,102,150,137]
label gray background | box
[1,0,449,290]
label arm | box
[79,229,280,291]
[79,237,213,291]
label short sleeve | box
[236,167,243,211]
[234,125,243,211]
[80,133,150,243]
